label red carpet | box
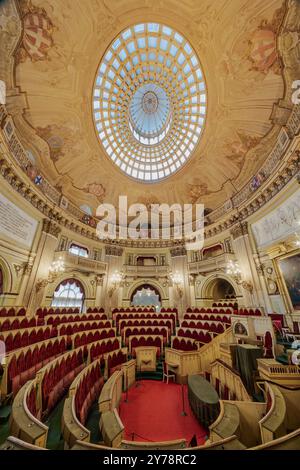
[119,380,207,445]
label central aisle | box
[119,380,207,445]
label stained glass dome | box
[93,23,207,182]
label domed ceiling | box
[92,22,206,182]
[0,0,293,216]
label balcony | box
[123,264,170,277]
[188,253,234,274]
[54,251,107,274]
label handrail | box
[198,326,234,372]
[259,382,286,443]
[210,359,251,401]
[209,401,240,440]
[10,380,48,447]
[98,370,123,413]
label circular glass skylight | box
[93,23,207,182]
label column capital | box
[42,218,61,238]
[230,221,249,240]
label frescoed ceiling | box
[0,0,299,216]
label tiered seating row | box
[45,313,107,326]
[40,348,85,415]
[36,307,80,318]
[171,336,199,351]
[184,313,232,323]
[0,317,40,331]
[105,348,128,378]
[123,326,169,345]
[212,302,237,308]
[57,322,114,341]
[87,338,121,364]
[186,307,233,314]
[0,307,26,317]
[181,319,230,329]
[62,359,104,448]
[129,335,164,357]
[177,327,215,343]
[1,337,67,397]
[86,307,105,313]
[112,307,155,313]
[72,329,117,349]
[118,318,174,335]
[0,326,56,352]
[114,311,177,327]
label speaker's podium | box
[135,346,157,372]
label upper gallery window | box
[93,23,206,182]
[69,243,89,258]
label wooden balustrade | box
[259,382,287,444]
[98,370,123,413]
[198,326,234,372]
[210,359,251,402]
[164,348,201,383]
[10,381,48,447]
[209,401,241,443]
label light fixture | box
[108,270,123,297]
[226,260,241,278]
[36,257,65,292]
[170,271,184,297]
[226,260,253,293]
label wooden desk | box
[165,348,201,384]
[135,346,157,372]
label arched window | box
[69,243,89,258]
[51,279,85,311]
[131,284,161,311]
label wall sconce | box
[108,270,123,297]
[170,271,184,298]
[226,260,253,293]
[36,257,65,292]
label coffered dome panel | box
[92,22,206,182]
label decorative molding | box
[42,218,61,238]
[95,274,104,286]
[0,101,299,244]
[105,246,123,256]
[170,247,187,257]
[230,221,249,240]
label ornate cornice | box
[105,246,123,257]
[42,218,61,238]
[230,221,249,240]
[0,103,300,245]
[170,246,187,257]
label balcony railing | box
[54,251,107,273]
[123,264,169,277]
[188,253,234,273]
